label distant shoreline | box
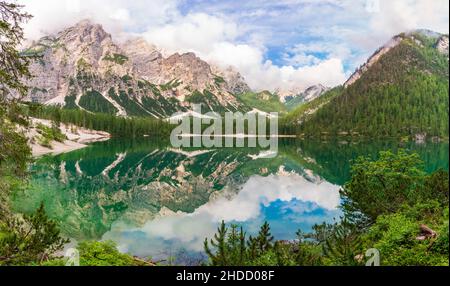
[178,134,297,138]
[27,118,111,157]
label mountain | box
[211,65,252,95]
[284,84,329,111]
[14,139,323,240]
[24,20,251,118]
[284,30,449,139]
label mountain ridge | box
[24,20,251,117]
[283,30,449,139]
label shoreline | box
[27,118,111,157]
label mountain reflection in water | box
[12,138,449,262]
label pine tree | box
[0,203,69,265]
[322,219,363,266]
[256,221,274,253]
[204,221,228,266]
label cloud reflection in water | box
[102,171,342,257]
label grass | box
[237,91,287,113]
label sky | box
[17,0,450,92]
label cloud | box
[20,0,180,40]
[102,172,341,255]
[142,12,347,90]
[362,0,450,48]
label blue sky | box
[20,0,450,91]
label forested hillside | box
[237,91,287,113]
[285,32,449,139]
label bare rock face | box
[277,84,329,104]
[436,35,449,56]
[120,38,163,81]
[276,87,303,103]
[161,52,213,91]
[24,20,249,116]
[301,84,329,102]
[27,20,132,104]
[212,66,251,95]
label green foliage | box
[160,79,182,91]
[361,206,449,266]
[41,241,152,266]
[322,219,364,266]
[77,241,139,266]
[185,90,241,113]
[237,91,286,113]
[341,150,449,266]
[280,87,342,135]
[26,103,173,138]
[205,221,299,266]
[204,150,449,266]
[186,90,204,103]
[283,36,449,138]
[36,135,52,149]
[214,76,225,86]
[78,90,118,114]
[35,122,67,148]
[0,2,32,102]
[76,58,91,70]
[0,118,31,179]
[102,53,128,65]
[0,203,68,265]
[204,221,244,266]
[341,150,429,222]
[0,2,33,217]
[247,221,274,259]
[284,96,305,111]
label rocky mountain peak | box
[59,19,112,48]
[345,31,448,89]
[212,65,251,95]
[276,84,328,104]
[301,84,329,102]
[121,37,163,81]
[276,87,304,103]
[24,20,248,115]
[159,52,214,91]
[344,35,403,88]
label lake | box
[12,138,449,265]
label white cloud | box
[20,0,179,40]
[103,172,341,254]
[336,0,450,53]
[142,12,347,91]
